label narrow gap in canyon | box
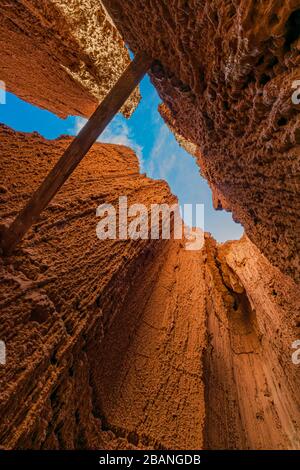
[0,0,299,452]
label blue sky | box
[0,76,243,242]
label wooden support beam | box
[1,52,152,254]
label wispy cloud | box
[146,124,179,180]
[76,115,144,169]
[144,120,208,229]
[146,122,192,183]
[75,84,243,241]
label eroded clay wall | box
[0,126,299,449]
[102,0,300,283]
[204,235,300,449]
[0,124,175,449]
[0,0,140,118]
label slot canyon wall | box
[0,0,140,118]
[91,234,300,450]
[102,0,300,284]
[0,0,300,451]
[0,124,175,448]
[0,126,299,449]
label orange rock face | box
[1,126,299,449]
[90,239,207,449]
[102,0,300,283]
[0,1,140,118]
[204,235,300,449]
[0,125,175,449]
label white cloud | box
[75,115,144,169]
[76,109,243,241]
[147,124,175,179]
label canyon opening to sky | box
[0,0,299,460]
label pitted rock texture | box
[0,124,174,449]
[0,0,140,118]
[102,0,300,283]
[204,235,300,449]
[90,238,207,450]
[0,127,299,449]
[91,233,300,450]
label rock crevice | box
[102,0,300,283]
[1,127,299,449]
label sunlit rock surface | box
[204,235,300,449]
[0,124,174,449]
[0,0,140,118]
[0,126,299,449]
[103,0,300,283]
